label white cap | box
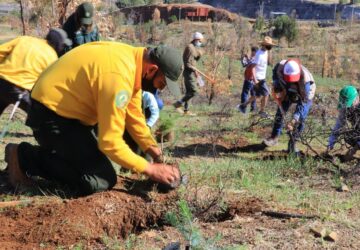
[283,59,301,83]
[279,59,287,65]
[192,32,204,41]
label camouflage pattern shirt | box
[183,43,203,73]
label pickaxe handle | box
[271,91,286,117]
[272,91,297,152]
[194,68,216,84]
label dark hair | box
[46,30,65,56]
[251,46,258,52]
[265,45,273,50]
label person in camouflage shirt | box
[173,32,204,116]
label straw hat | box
[259,36,276,46]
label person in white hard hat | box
[173,32,204,116]
[263,59,316,149]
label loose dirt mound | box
[0,175,269,248]
[0,176,178,248]
[199,196,265,223]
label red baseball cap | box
[283,59,301,83]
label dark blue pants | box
[271,99,312,138]
[240,80,256,111]
[0,78,31,116]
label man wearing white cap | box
[263,59,316,148]
[173,32,204,116]
[238,36,276,118]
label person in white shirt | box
[238,36,276,118]
[142,91,160,128]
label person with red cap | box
[263,59,316,149]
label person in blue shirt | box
[62,2,100,54]
[142,91,161,128]
[263,59,316,148]
[123,91,161,157]
[327,85,360,161]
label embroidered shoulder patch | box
[115,90,130,109]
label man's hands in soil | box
[143,163,180,187]
[145,145,163,162]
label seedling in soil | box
[165,200,223,250]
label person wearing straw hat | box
[173,32,204,116]
[0,28,71,117]
[238,36,276,118]
[326,85,360,162]
[263,59,316,150]
[62,2,100,54]
[4,43,182,195]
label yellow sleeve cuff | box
[131,155,149,173]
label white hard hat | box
[192,32,204,41]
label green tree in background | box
[272,15,298,44]
[253,16,266,33]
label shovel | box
[287,130,298,154]
[0,93,24,140]
[272,92,299,154]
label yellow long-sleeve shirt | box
[0,36,58,90]
[31,42,157,173]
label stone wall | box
[199,0,360,20]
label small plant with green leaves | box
[156,113,180,143]
[165,200,222,249]
[169,15,178,23]
[101,235,122,250]
[158,113,176,133]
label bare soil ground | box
[0,121,359,249]
[0,173,268,249]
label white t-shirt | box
[253,49,268,80]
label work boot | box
[184,110,197,116]
[173,101,182,108]
[173,101,184,114]
[236,104,246,114]
[259,111,270,119]
[263,137,279,147]
[5,143,33,187]
[342,147,358,162]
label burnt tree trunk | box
[58,0,73,25]
[18,0,26,35]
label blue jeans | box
[254,79,270,97]
[271,99,312,138]
[240,80,256,111]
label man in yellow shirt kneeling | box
[0,28,71,116]
[4,43,182,196]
